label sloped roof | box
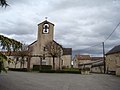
[0,51,29,56]
[28,40,62,48]
[28,40,37,47]
[38,20,54,26]
[28,40,72,56]
[106,45,120,55]
[91,57,103,61]
[92,60,104,67]
[53,40,62,48]
[75,54,91,60]
[63,48,72,55]
[78,59,103,67]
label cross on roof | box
[45,17,48,21]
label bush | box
[62,66,66,69]
[40,70,55,73]
[81,67,90,71]
[39,70,81,74]
[9,68,28,72]
[63,68,79,71]
[33,65,52,71]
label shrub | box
[62,66,66,69]
[81,67,90,71]
[33,65,39,71]
[39,70,81,74]
[41,65,52,70]
[63,68,79,71]
[9,68,28,72]
[40,70,55,73]
[33,65,52,71]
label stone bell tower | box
[37,19,54,54]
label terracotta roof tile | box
[76,54,91,60]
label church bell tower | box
[37,19,54,54]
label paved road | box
[0,71,120,90]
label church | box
[7,19,72,70]
[27,19,72,70]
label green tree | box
[0,52,7,73]
[0,35,22,73]
[0,35,22,52]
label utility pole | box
[102,42,106,74]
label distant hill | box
[72,50,81,58]
[72,49,102,59]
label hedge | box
[33,65,52,71]
[39,70,81,74]
[79,67,90,71]
[9,68,28,72]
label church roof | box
[106,45,120,55]
[28,40,63,49]
[38,20,54,26]
[53,40,62,48]
[28,40,72,55]
[28,40,37,47]
[63,48,72,55]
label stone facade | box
[3,20,72,70]
[106,45,120,76]
[91,57,104,73]
[28,20,72,69]
[106,53,120,75]
[73,54,91,68]
[91,66,104,73]
[73,55,104,73]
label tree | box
[45,41,63,70]
[0,0,8,7]
[0,52,7,73]
[0,35,22,52]
[16,50,29,69]
[14,57,19,68]
[12,43,32,70]
[0,34,22,73]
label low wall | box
[116,68,120,76]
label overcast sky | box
[0,0,120,56]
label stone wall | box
[116,68,120,76]
[62,55,71,68]
[106,53,120,75]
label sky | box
[0,0,120,56]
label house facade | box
[91,57,104,73]
[73,54,91,68]
[73,55,104,73]
[106,45,120,76]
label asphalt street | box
[0,71,120,90]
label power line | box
[77,21,120,52]
[79,43,102,51]
[80,21,120,50]
[104,22,120,42]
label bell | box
[44,25,48,32]
[44,28,48,32]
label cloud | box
[0,20,36,35]
[0,0,120,57]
